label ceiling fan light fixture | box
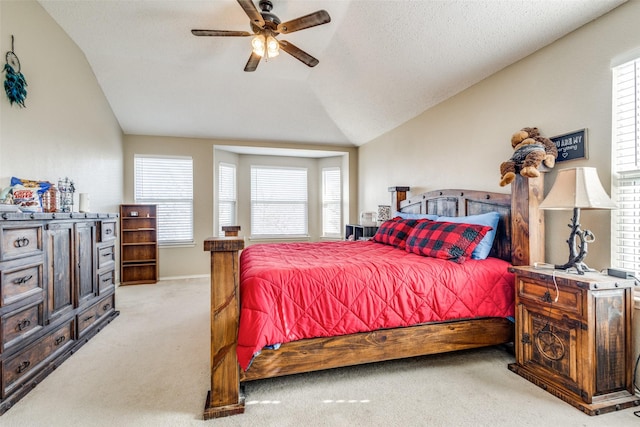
[251,33,279,59]
[266,35,280,58]
[251,34,266,57]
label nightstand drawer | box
[517,275,582,316]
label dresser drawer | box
[98,269,115,293]
[0,226,43,261]
[97,244,115,269]
[98,220,117,243]
[77,294,115,337]
[0,257,44,307]
[2,320,74,397]
[1,301,44,353]
[517,275,582,317]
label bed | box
[203,175,545,419]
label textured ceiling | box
[38,0,625,147]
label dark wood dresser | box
[508,266,640,415]
[0,212,119,414]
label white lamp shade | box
[539,167,616,210]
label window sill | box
[248,235,310,242]
[159,241,196,248]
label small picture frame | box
[130,211,139,217]
[550,129,588,163]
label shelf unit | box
[345,224,378,241]
[120,204,158,285]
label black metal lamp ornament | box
[4,35,27,108]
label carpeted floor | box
[2,277,638,427]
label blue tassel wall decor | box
[4,36,27,108]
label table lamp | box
[539,167,616,274]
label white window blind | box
[322,167,341,237]
[135,155,194,245]
[612,58,640,275]
[218,163,237,234]
[251,166,307,237]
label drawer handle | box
[105,228,113,234]
[14,237,30,248]
[17,361,31,373]
[103,303,112,311]
[83,315,94,322]
[16,319,31,331]
[13,274,33,285]
[102,277,112,283]
[101,252,113,257]
[55,335,66,346]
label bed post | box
[203,233,245,419]
[388,186,410,212]
[511,174,545,266]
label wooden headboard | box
[389,175,544,266]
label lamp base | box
[556,207,595,275]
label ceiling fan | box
[191,0,331,72]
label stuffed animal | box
[499,127,558,186]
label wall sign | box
[550,129,587,162]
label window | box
[135,155,193,245]
[218,163,237,234]
[612,57,640,275]
[250,166,307,237]
[322,167,341,237]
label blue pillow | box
[393,211,439,221]
[435,212,500,260]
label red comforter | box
[237,240,515,370]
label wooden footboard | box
[240,317,513,381]
[203,174,544,419]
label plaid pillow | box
[405,220,492,263]
[371,217,427,249]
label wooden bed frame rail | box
[203,175,544,419]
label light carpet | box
[2,277,638,427]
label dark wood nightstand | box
[345,224,378,241]
[508,266,640,415]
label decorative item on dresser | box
[203,176,545,419]
[0,211,119,415]
[119,204,158,285]
[508,266,640,415]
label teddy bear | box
[499,127,558,186]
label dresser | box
[508,266,640,415]
[0,212,119,414]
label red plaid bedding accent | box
[371,217,425,249]
[405,221,491,263]
[237,240,515,371]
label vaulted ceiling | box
[39,0,625,147]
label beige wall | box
[359,1,638,272]
[0,0,123,214]
[126,136,357,278]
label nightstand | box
[508,266,640,415]
[345,224,378,241]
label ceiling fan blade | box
[237,0,265,28]
[278,40,319,67]
[191,29,252,37]
[244,51,261,72]
[277,10,331,34]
